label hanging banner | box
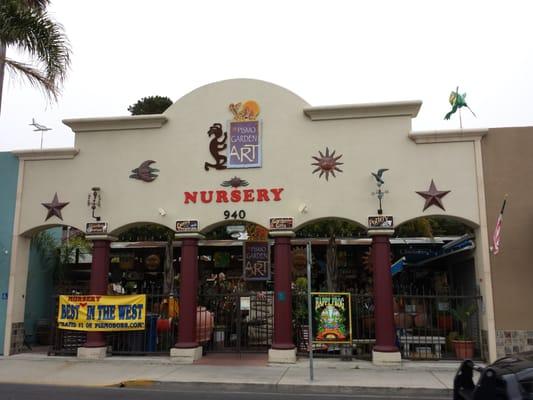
[311,292,352,344]
[57,294,146,331]
[243,241,270,280]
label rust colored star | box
[416,180,451,211]
[42,193,69,221]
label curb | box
[126,381,452,397]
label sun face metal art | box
[311,147,343,181]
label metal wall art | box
[204,123,228,171]
[416,180,451,211]
[220,177,249,188]
[311,147,343,180]
[42,192,69,221]
[130,160,159,182]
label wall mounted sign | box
[130,160,159,182]
[243,240,270,281]
[184,188,283,204]
[176,219,199,232]
[311,147,343,180]
[57,294,146,331]
[311,292,352,344]
[240,296,251,311]
[86,222,108,234]
[269,217,294,230]
[368,215,394,229]
[204,123,228,171]
[416,180,451,211]
[227,101,262,169]
[42,192,69,221]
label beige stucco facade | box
[5,79,498,359]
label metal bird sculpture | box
[444,87,476,121]
[371,169,388,187]
[130,160,159,182]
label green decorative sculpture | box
[444,87,476,124]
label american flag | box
[491,196,507,255]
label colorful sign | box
[368,215,394,229]
[243,241,270,281]
[86,222,108,234]
[311,292,352,344]
[227,120,262,168]
[57,295,146,331]
[269,217,294,230]
[175,219,199,232]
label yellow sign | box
[57,294,146,331]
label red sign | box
[184,188,283,204]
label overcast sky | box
[1,0,532,151]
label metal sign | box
[311,292,352,344]
[368,215,394,229]
[227,120,262,168]
[175,220,199,232]
[243,241,270,281]
[86,222,108,234]
[269,217,294,230]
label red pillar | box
[370,230,398,353]
[175,237,199,348]
[84,238,112,348]
[272,235,295,350]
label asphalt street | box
[0,383,450,400]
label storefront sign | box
[57,295,146,331]
[240,296,251,311]
[175,219,199,232]
[269,217,294,230]
[243,241,270,281]
[368,215,394,229]
[227,120,262,168]
[311,292,352,344]
[184,188,283,204]
[86,222,108,234]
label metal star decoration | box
[416,180,451,211]
[42,193,69,221]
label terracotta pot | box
[156,318,172,333]
[196,306,214,343]
[394,313,413,329]
[437,315,453,331]
[453,339,475,359]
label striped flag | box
[491,196,507,255]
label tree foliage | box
[127,95,172,115]
[0,0,71,101]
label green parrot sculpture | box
[444,86,476,120]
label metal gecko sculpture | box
[130,160,159,182]
[204,123,227,171]
[444,86,476,123]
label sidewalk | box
[0,353,458,394]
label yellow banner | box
[57,294,146,331]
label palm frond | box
[3,57,58,99]
[0,0,70,97]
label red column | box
[84,238,112,348]
[371,231,398,353]
[175,237,199,348]
[272,235,295,350]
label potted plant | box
[450,303,477,359]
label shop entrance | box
[198,223,273,353]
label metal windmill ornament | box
[371,169,389,215]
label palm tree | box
[0,0,71,113]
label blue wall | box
[0,153,19,355]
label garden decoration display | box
[311,147,344,180]
[130,160,159,182]
[416,180,451,211]
[444,86,476,128]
